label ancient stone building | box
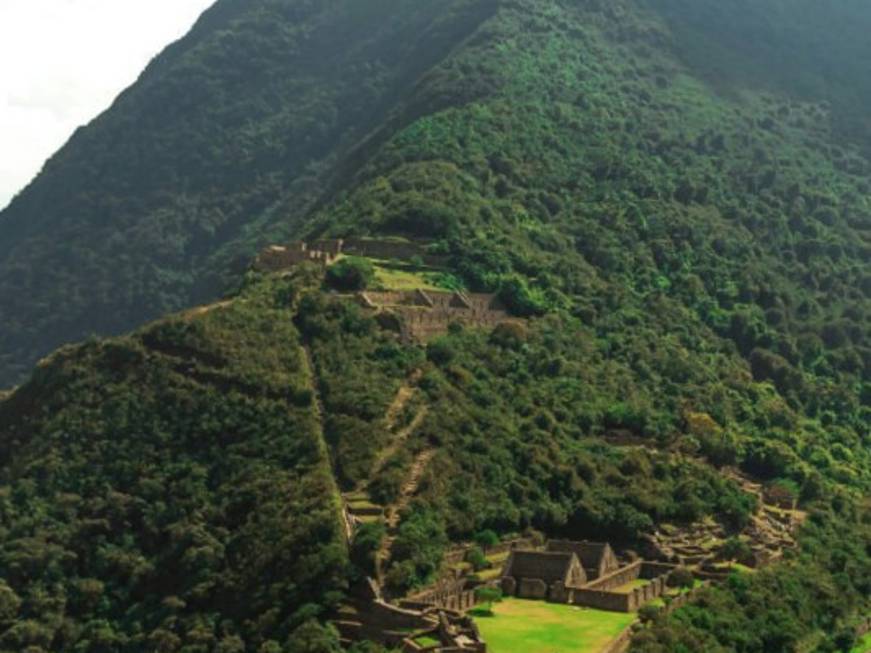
[254,237,445,272]
[500,551,587,601]
[333,578,486,653]
[254,241,341,271]
[359,290,515,342]
[498,540,681,613]
[547,540,620,580]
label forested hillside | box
[0,275,348,651]
[4,0,871,391]
[0,0,869,651]
[0,0,499,384]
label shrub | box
[325,257,374,291]
[474,587,503,615]
[497,276,548,316]
[473,529,500,550]
[638,604,661,624]
[721,537,752,562]
[465,546,488,571]
[667,567,695,589]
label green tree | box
[285,621,342,653]
[326,257,375,292]
[474,587,503,615]
[473,530,500,551]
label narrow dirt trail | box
[184,299,234,319]
[383,369,422,430]
[385,448,435,529]
[369,405,429,480]
[299,344,354,544]
[375,448,436,584]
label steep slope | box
[0,275,348,651]
[0,266,866,651]
[0,0,497,385]
[306,0,870,482]
[0,0,870,649]
[3,0,870,392]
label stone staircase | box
[341,371,428,540]
[372,405,429,480]
[386,449,435,529]
[376,448,436,584]
[332,578,440,648]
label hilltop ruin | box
[359,290,518,342]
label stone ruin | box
[546,540,621,580]
[253,237,444,272]
[359,290,519,342]
[333,578,486,653]
[254,240,344,271]
[500,550,587,601]
[642,468,806,577]
[499,540,679,613]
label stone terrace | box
[359,290,517,342]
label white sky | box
[0,0,215,210]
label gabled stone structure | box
[359,290,515,342]
[500,551,586,601]
[497,541,679,613]
[547,540,620,580]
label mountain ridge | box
[0,1,869,650]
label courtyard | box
[472,598,635,653]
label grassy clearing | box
[375,267,442,291]
[369,260,443,291]
[851,631,871,653]
[416,635,441,648]
[473,598,635,653]
[476,566,503,581]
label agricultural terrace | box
[473,598,635,653]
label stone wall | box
[518,578,548,599]
[442,538,535,566]
[255,237,447,273]
[436,592,476,612]
[367,600,435,632]
[358,290,515,342]
[585,561,642,591]
[569,577,667,613]
[639,561,678,579]
[360,291,426,308]
[567,561,672,613]
[569,588,634,612]
[343,238,445,266]
[404,585,477,613]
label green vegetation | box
[415,635,441,648]
[473,586,503,615]
[0,274,348,650]
[667,568,695,590]
[0,0,869,650]
[473,598,635,653]
[851,631,871,653]
[369,260,444,292]
[326,256,375,291]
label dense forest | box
[0,0,869,651]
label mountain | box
[4,0,870,391]
[0,0,869,651]
[0,0,500,385]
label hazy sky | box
[0,0,215,210]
